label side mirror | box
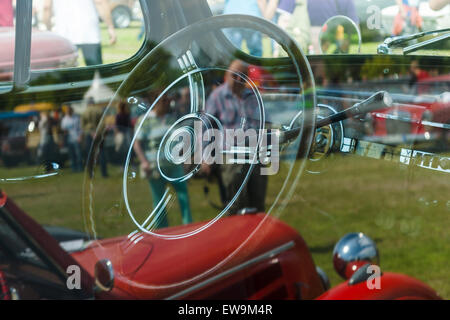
[94,259,115,292]
[319,15,361,54]
[332,233,379,279]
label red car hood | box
[71,214,318,299]
[0,27,77,80]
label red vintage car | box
[0,27,77,81]
[368,73,450,144]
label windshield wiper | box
[377,28,450,55]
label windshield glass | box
[0,0,448,301]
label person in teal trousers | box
[133,93,193,229]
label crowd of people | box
[222,0,360,55]
[0,0,449,56]
[35,98,130,178]
[221,0,449,55]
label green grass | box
[76,21,144,67]
[1,153,448,298]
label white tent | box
[83,71,114,105]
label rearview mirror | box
[319,15,361,54]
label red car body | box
[318,273,441,300]
[0,27,77,81]
[72,213,324,300]
[0,192,441,300]
[371,75,450,138]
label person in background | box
[203,60,268,214]
[172,86,191,118]
[273,0,296,30]
[38,110,58,172]
[284,0,311,53]
[393,0,423,36]
[223,0,266,57]
[114,101,132,166]
[409,60,430,94]
[133,91,193,228]
[0,0,13,27]
[61,105,83,172]
[261,0,297,56]
[42,0,117,66]
[429,0,449,10]
[307,0,358,54]
[138,18,145,40]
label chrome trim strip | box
[13,0,33,90]
[373,112,450,130]
[166,241,295,300]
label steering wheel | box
[82,14,317,291]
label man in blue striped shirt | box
[204,60,268,214]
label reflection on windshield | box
[69,15,318,293]
[0,2,448,299]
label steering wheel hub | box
[158,112,221,182]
